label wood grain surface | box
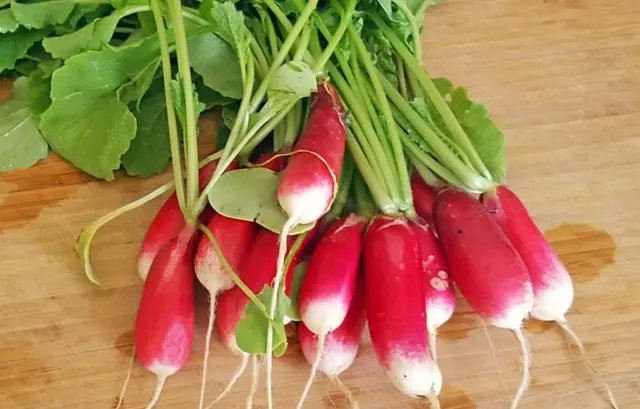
[1,0,639,408]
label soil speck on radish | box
[543,224,615,284]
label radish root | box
[296,331,327,409]
[266,215,298,409]
[557,319,619,409]
[114,346,136,409]
[145,375,167,409]
[246,355,261,409]
[199,296,218,409]
[331,376,359,409]
[428,327,438,362]
[205,354,249,409]
[510,327,531,409]
[426,393,441,409]
[480,319,510,398]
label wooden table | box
[1,0,639,408]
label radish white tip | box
[330,376,359,409]
[510,328,531,409]
[279,184,332,225]
[531,274,574,321]
[246,356,261,409]
[491,291,534,329]
[557,319,620,409]
[386,353,442,397]
[144,375,168,409]
[205,354,249,409]
[297,332,327,409]
[302,300,349,335]
[114,346,135,409]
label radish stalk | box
[433,188,534,409]
[482,185,620,409]
[113,347,136,409]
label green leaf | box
[10,1,75,30]
[40,91,136,180]
[0,28,45,73]
[200,1,250,69]
[0,77,49,172]
[236,285,290,356]
[0,9,19,34]
[215,124,230,151]
[27,68,52,115]
[188,32,243,99]
[286,261,308,322]
[121,83,171,177]
[208,168,316,235]
[194,75,236,109]
[268,61,317,97]
[38,35,165,179]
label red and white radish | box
[433,188,533,409]
[268,80,347,409]
[137,161,232,281]
[363,215,442,405]
[411,218,455,361]
[133,225,197,409]
[482,185,619,408]
[411,171,441,225]
[213,227,316,407]
[195,214,257,409]
[296,214,366,408]
[196,152,284,409]
[298,274,367,409]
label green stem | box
[397,55,409,99]
[380,73,492,192]
[282,101,303,151]
[149,0,185,214]
[293,25,311,61]
[344,21,413,212]
[311,0,357,72]
[353,171,379,220]
[373,15,493,181]
[249,0,318,112]
[402,137,467,191]
[326,152,355,222]
[391,0,422,62]
[167,0,199,222]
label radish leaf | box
[0,77,48,172]
[0,9,19,34]
[9,1,75,30]
[208,168,316,234]
[188,32,243,99]
[42,12,122,59]
[0,28,45,73]
[236,285,290,356]
[121,83,171,177]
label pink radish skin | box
[411,171,441,225]
[296,214,365,408]
[363,215,442,401]
[433,188,533,409]
[482,185,619,409]
[411,219,455,361]
[137,161,237,281]
[134,225,197,409]
[298,278,367,409]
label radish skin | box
[482,185,619,409]
[137,161,235,281]
[134,225,197,409]
[363,215,442,404]
[433,188,533,409]
[296,215,366,408]
[269,81,347,409]
[411,171,441,225]
[411,219,455,361]
[298,277,367,409]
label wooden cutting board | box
[1,0,639,408]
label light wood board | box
[1,0,639,408]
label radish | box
[482,185,619,408]
[296,214,366,408]
[433,187,533,409]
[268,80,347,409]
[298,274,367,409]
[196,152,284,409]
[195,214,257,409]
[363,215,442,406]
[137,161,236,281]
[133,225,197,409]
[213,227,316,407]
[411,171,441,225]
[411,218,455,361]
